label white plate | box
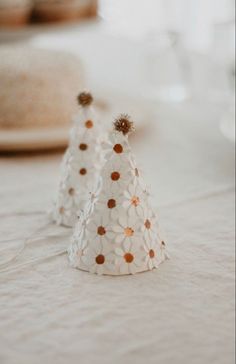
[0,127,69,152]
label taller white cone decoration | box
[52,92,105,227]
[68,114,168,275]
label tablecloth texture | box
[0,100,235,364]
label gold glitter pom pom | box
[113,114,134,135]
[77,91,93,107]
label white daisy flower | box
[105,132,131,161]
[68,157,100,188]
[86,213,113,246]
[141,208,159,241]
[123,181,147,218]
[72,109,100,137]
[64,184,81,207]
[80,176,103,219]
[103,160,132,193]
[68,239,88,270]
[95,190,124,220]
[129,157,146,191]
[143,239,162,270]
[53,186,80,225]
[53,202,72,226]
[110,215,142,245]
[73,136,98,157]
[82,241,113,275]
[58,175,97,222]
[114,240,143,275]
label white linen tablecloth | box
[0,100,235,364]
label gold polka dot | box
[149,249,155,258]
[68,188,75,196]
[79,143,88,151]
[97,226,106,236]
[124,253,134,263]
[113,144,123,154]
[95,254,105,265]
[124,227,134,237]
[144,219,151,229]
[79,168,87,175]
[111,171,120,181]
[131,196,140,206]
[107,199,116,209]
[85,120,93,129]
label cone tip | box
[113,114,134,135]
[77,91,93,107]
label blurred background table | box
[0,98,235,364]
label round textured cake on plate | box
[0,0,32,27]
[0,45,85,151]
[33,0,97,22]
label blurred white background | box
[99,0,235,99]
[27,0,234,121]
[99,0,234,49]
[0,0,235,143]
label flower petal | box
[120,264,129,275]
[129,263,137,275]
[115,234,125,244]
[115,247,124,256]
[123,239,131,252]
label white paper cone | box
[68,115,168,275]
[51,92,106,227]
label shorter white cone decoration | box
[68,114,168,275]
[52,92,105,227]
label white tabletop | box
[0,98,235,364]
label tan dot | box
[135,168,139,177]
[59,206,65,214]
[68,188,75,196]
[131,196,140,206]
[111,171,120,181]
[144,219,151,229]
[149,249,155,258]
[85,120,93,129]
[95,254,105,265]
[79,143,88,151]
[124,227,134,237]
[79,168,87,175]
[97,226,106,235]
[124,252,134,263]
[113,144,123,154]
[107,199,116,209]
